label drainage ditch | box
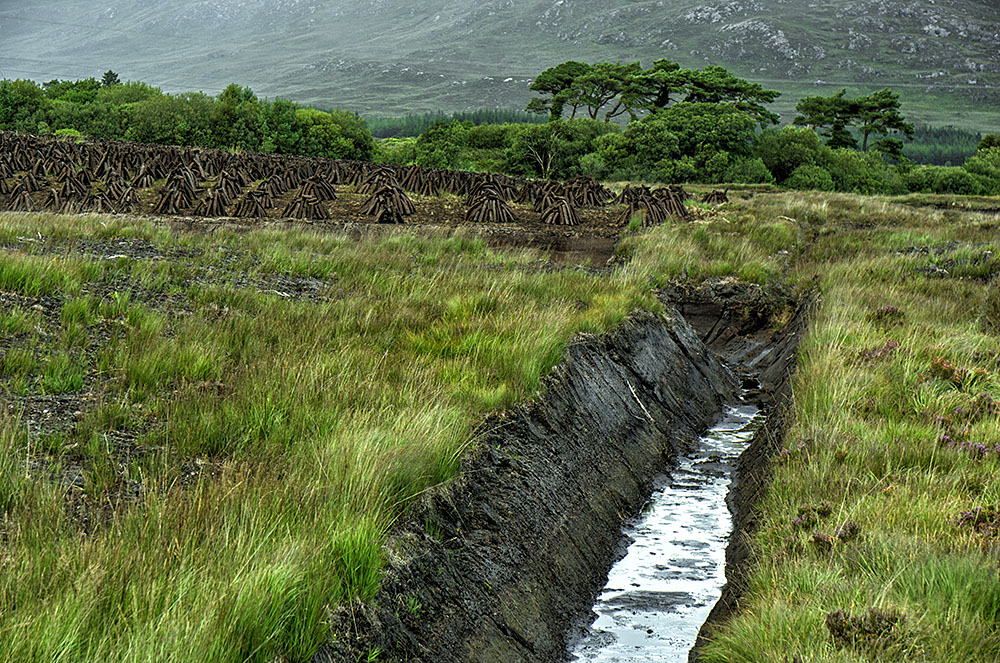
[317,286,811,663]
[567,400,762,662]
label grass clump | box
[0,251,74,296]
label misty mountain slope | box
[1,0,998,128]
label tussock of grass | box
[0,251,76,296]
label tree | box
[504,122,566,178]
[42,78,101,104]
[855,88,913,152]
[681,66,780,126]
[101,70,121,87]
[124,92,214,146]
[212,83,266,151]
[593,103,756,183]
[0,79,46,130]
[652,102,756,160]
[414,120,470,169]
[635,59,688,109]
[95,81,161,105]
[794,88,913,153]
[322,109,375,161]
[263,98,301,154]
[562,62,644,121]
[526,61,591,120]
[978,134,1000,152]
[595,115,680,177]
[526,60,779,127]
[504,118,616,178]
[793,89,858,149]
[754,126,826,182]
[294,108,354,158]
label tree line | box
[380,59,997,196]
[0,72,374,160]
[368,109,545,138]
[1,66,997,197]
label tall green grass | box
[699,194,1000,662]
[0,212,653,662]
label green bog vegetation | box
[2,187,1000,660]
[3,62,999,197]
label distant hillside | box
[2,0,998,130]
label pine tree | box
[101,70,120,87]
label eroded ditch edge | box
[316,285,811,663]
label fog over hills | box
[2,0,998,127]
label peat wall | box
[316,308,739,662]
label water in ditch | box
[568,401,762,663]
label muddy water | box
[568,402,762,663]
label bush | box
[979,134,1000,152]
[503,118,617,179]
[785,164,835,191]
[375,137,417,165]
[593,104,755,184]
[654,103,755,160]
[468,123,515,150]
[962,148,1000,195]
[465,148,506,173]
[755,126,824,182]
[323,109,375,161]
[903,165,937,193]
[578,152,609,180]
[825,149,904,195]
[703,151,732,183]
[725,157,775,184]
[415,121,470,169]
[931,167,983,195]
[658,156,699,184]
[904,165,983,195]
[294,108,354,158]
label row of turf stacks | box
[614,184,691,226]
[0,132,691,226]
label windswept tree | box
[564,61,644,122]
[526,61,591,120]
[793,88,858,149]
[794,88,913,155]
[634,59,688,109]
[527,60,779,127]
[856,89,914,156]
[682,66,780,127]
